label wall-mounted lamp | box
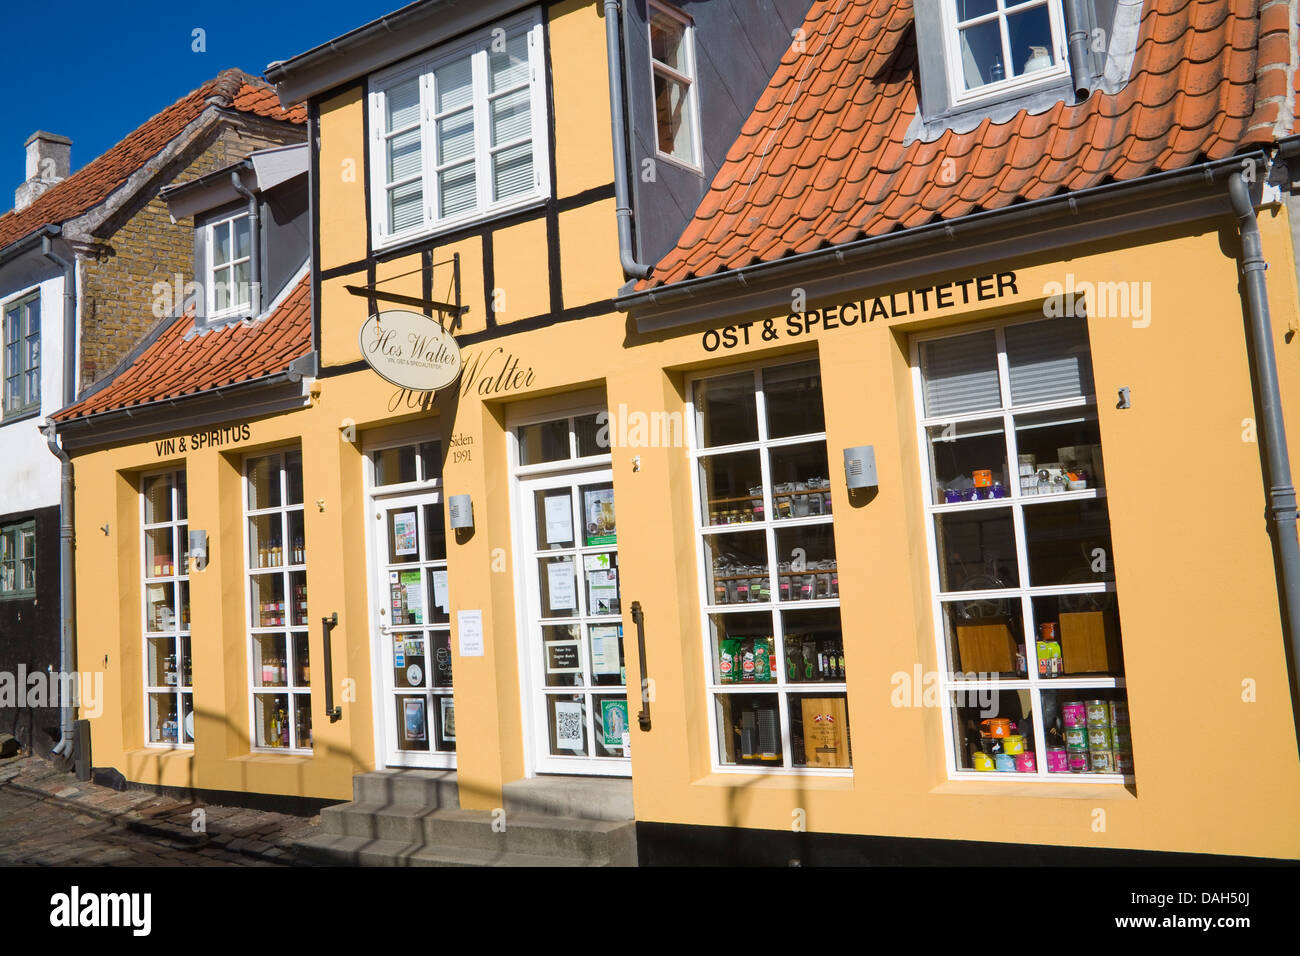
[448,494,474,530]
[189,529,209,572]
[843,445,878,490]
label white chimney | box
[15,131,71,211]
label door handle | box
[631,601,650,732]
[322,613,343,723]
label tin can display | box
[973,469,993,488]
[1086,700,1110,728]
[1038,621,1059,641]
[1114,752,1135,775]
[1068,750,1090,773]
[1087,727,1111,751]
[1001,734,1026,755]
[1036,641,1063,678]
[1064,726,1088,750]
[1109,701,1129,726]
[1061,701,1087,728]
[994,753,1016,772]
[1111,727,1132,752]
[1089,750,1116,773]
[1014,751,1037,773]
[1046,747,1069,773]
[972,751,996,771]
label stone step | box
[295,832,617,867]
[351,770,460,809]
[319,804,636,864]
[502,776,634,822]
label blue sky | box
[0,0,405,196]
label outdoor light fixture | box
[448,494,474,530]
[843,445,878,490]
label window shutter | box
[920,330,1000,417]
[1004,317,1094,405]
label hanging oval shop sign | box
[358,310,463,391]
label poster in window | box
[431,569,449,612]
[554,700,584,751]
[392,511,418,556]
[545,640,582,675]
[546,561,576,610]
[601,699,629,749]
[587,568,618,615]
[402,697,427,742]
[583,488,616,546]
[543,494,573,545]
[400,570,423,624]
[440,697,456,742]
[589,625,622,676]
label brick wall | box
[78,123,301,390]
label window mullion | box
[473,47,491,213]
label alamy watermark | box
[1042,272,1151,328]
[0,667,103,719]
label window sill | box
[236,751,314,763]
[931,778,1137,800]
[0,592,36,602]
[372,193,549,256]
[1,408,41,427]
[125,746,194,759]
[653,150,703,177]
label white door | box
[372,490,456,768]
[519,468,631,775]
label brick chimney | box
[15,131,71,211]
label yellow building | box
[52,0,1300,863]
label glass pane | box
[290,570,308,627]
[419,441,442,479]
[374,445,418,486]
[439,161,476,217]
[1005,316,1094,405]
[695,372,757,447]
[489,32,530,91]
[715,693,781,766]
[548,694,587,756]
[388,126,423,181]
[25,300,38,334]
[426,575,451,629]
[769,443,832,519]
[251,573,287,628]
[708,611,774,685]
[389,180,424,231]
[178,580,190,632]
[791,693,851,768]
[213,271,230,314]
[390,568,425,625]
[386,77,421,130]
[294,693,312,749]
[1031,592,1123,678]
[396,694,431,751]
[175,472,188,520]
[146,637,176,688]
[940,598,1026,679]
[430,630,454,687]
[434,693,456,750]
[518,418,570,465]
[254,693,291,748]
[921,330,1000,417]
[700,451,762,526]
[704,530,768,607]
[579,482,616,547]
[247,455,281,510]
[653,71,693,161]
[234,261,251,308]
[387,508,421,564]
[933,509,1018,592]
[1023,498,1115,587]
[490,87,531,145]
[492,141,534,201]
[1006,4,1056,77]
[1013,408,1103,494]
[649,11,688,71]
[145,528,175,578]
[763,361,824,438]
[180,693,194,744]
[144,582,176,632]
[773,524,837,602]
[958,19,1005,89]
[436,56,473,112]
[952,0,997,20]
[179,634,192,686]
[249,513,285,569]
[423,502,447,562]
[214,221,231,265]
[149,693,180,744]
[543,624,583,687]
[781,607,845,683]
[538,556,579,618]
[252,633,289,687]
[234,215,252,260]
[395,635,427,689]
[574,414,605,458]
[588,623,624,687]
[593,693,631,757]
[927,418,1009,504]
[950,689,1035,772]
[436,108,474,165]
[285,451,304,505]
[143,474,174,523]
[293,631,311,686]
[285,511,305,567]
[534,489,575,550]
[582,551,620,617]
[1039,688,1132,775]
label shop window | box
[3,291,40,418]
[914,314,1132,780]
[372,440,443,487]
[941,0,1069,103]
[141,471,191,745]
[368,7,548,247]
[648,1,701,170]
[205,211,252,320]
[0,521,36,599]
[690,359,851,771]
[244,450,311,752]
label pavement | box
[0,754,322,866]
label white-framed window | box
[141,470,192,746]
[647,1,701,170]
[912,313,1132,781]
[942,0,1068,104]
[3,291,40,418]
[688,358,852,773]
[205,211,253,320]
[0,521,36,600]
[243,449,311,752]
[368,7,549,248]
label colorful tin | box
[1046,747,1069,773]
[1064,726,1088,750]
[1015,751,1037,773]
[1109,701,1129,726]
[1062,700,1087,728]
[1111,727,1133,752]
[1067,750,1090,773]
[1087,727,1111,750]
[1001,734,1026,755]
[995,753,1017,772]
[972,469,993,488]
[972,751,996,771]
[1038,622,1060,641]
[1086,700,1110,728]
[1089,750,1116,773]
[1115,752,1135,775]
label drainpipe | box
[1062,0,1093,99]
[602,0,652,280]
[41,236,78,761]
[1228,170,1300,731]
[230,171,261,314]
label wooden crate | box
[1060,610,1122,674]
[801,697,850,768]
[955,618,1018,673]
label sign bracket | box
[346,253,468,331]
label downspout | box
[1228,170,1300,735]
[41,237,77,760]
[231,171,261,313]
[1062,0,1093,99]
[602,0,652,280]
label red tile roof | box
[641,0,1296,290]
[52,273,311,423]
[0,69,305,253]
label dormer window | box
[942,0,1068,104]
[648,1,701,171]
[206,211,252,319]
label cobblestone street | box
[0,756,321,866]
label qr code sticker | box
[556,706,582,747]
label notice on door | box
[543,494,572,545]
[431,569,449,613]
[546,561,576,610]
[393,511,418,556]
[457,609,484,657]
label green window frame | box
[3,292,40,418]
[0,521,36,599]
